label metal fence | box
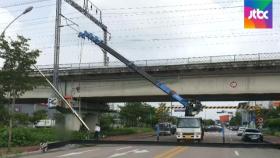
[36,52,280,70]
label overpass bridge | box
[20,52,280,103]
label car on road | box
[231,126,239,131]
[204,125,222,132]
[158,122,172,136]
[237,127,246,136]
[241,128,263,142]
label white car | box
[237,127,246,136]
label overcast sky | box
[1,0,279,65]
[0,0,279,119]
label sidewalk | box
[264,135,280,144]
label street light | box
[1,6,33,36]
[0,6,33,151]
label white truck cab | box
[176,117,204,142]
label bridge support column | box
[65,114,81,131]
[84,112,100,132]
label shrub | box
[0,127,79,147]
[265,118,280,130]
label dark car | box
[158,122,171,136]
[205,125,222,132]
[231,126,239,131]
[241,128,263,142]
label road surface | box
[20,144,280,158]
[132,128,248,143]
[19,129,279,158]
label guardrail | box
[34,52,280,70]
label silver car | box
[237,127,246,136]
[241,128,263,142]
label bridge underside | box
[17,93,280,104]
[20,60,280,104]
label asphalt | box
[17,129,280,158]
[20,144,280,158]
[132,128,247,143]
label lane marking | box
[154,146,183,158]
[234,150,239,156]
[165,147,187,158]
[109,151,130,158]
[134,149,149,153]
[229,130,233,142]
[56,149,97,157]
[109,149,149,158]
[116,146,132,151]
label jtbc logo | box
[248,9,269,20]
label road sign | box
[256,117,264,123]
[48,98,58,108]
[217,110,225,113]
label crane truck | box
[77,31,202,116]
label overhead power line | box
[0,0,52,8]
[102,0,243,10]
[103,5,242,15]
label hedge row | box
[0,128,88,147]
[0,127,154,147]
[0,128,54,147]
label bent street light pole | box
[33,65,90,131]
[1,6,33,36]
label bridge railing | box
[36,52,280,70]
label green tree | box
[14,112,30,126]
[155,103,170,122]
[229,112,242,126]
[0,35,41,149]
[29,110,48,125]
[0,87,9,127]
[203,119,215,126]
[0,105,9,127]
[119,102,155,127]
[261,107,280,120]
[100,113,114,131]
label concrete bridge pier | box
[64,112,100,131]
[84,112,100,132]
[65,114,81,131]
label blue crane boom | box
[78,31,200,116]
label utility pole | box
[103,30,108,66]
[53,0,62,89]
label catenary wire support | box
[64,0,111,66]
